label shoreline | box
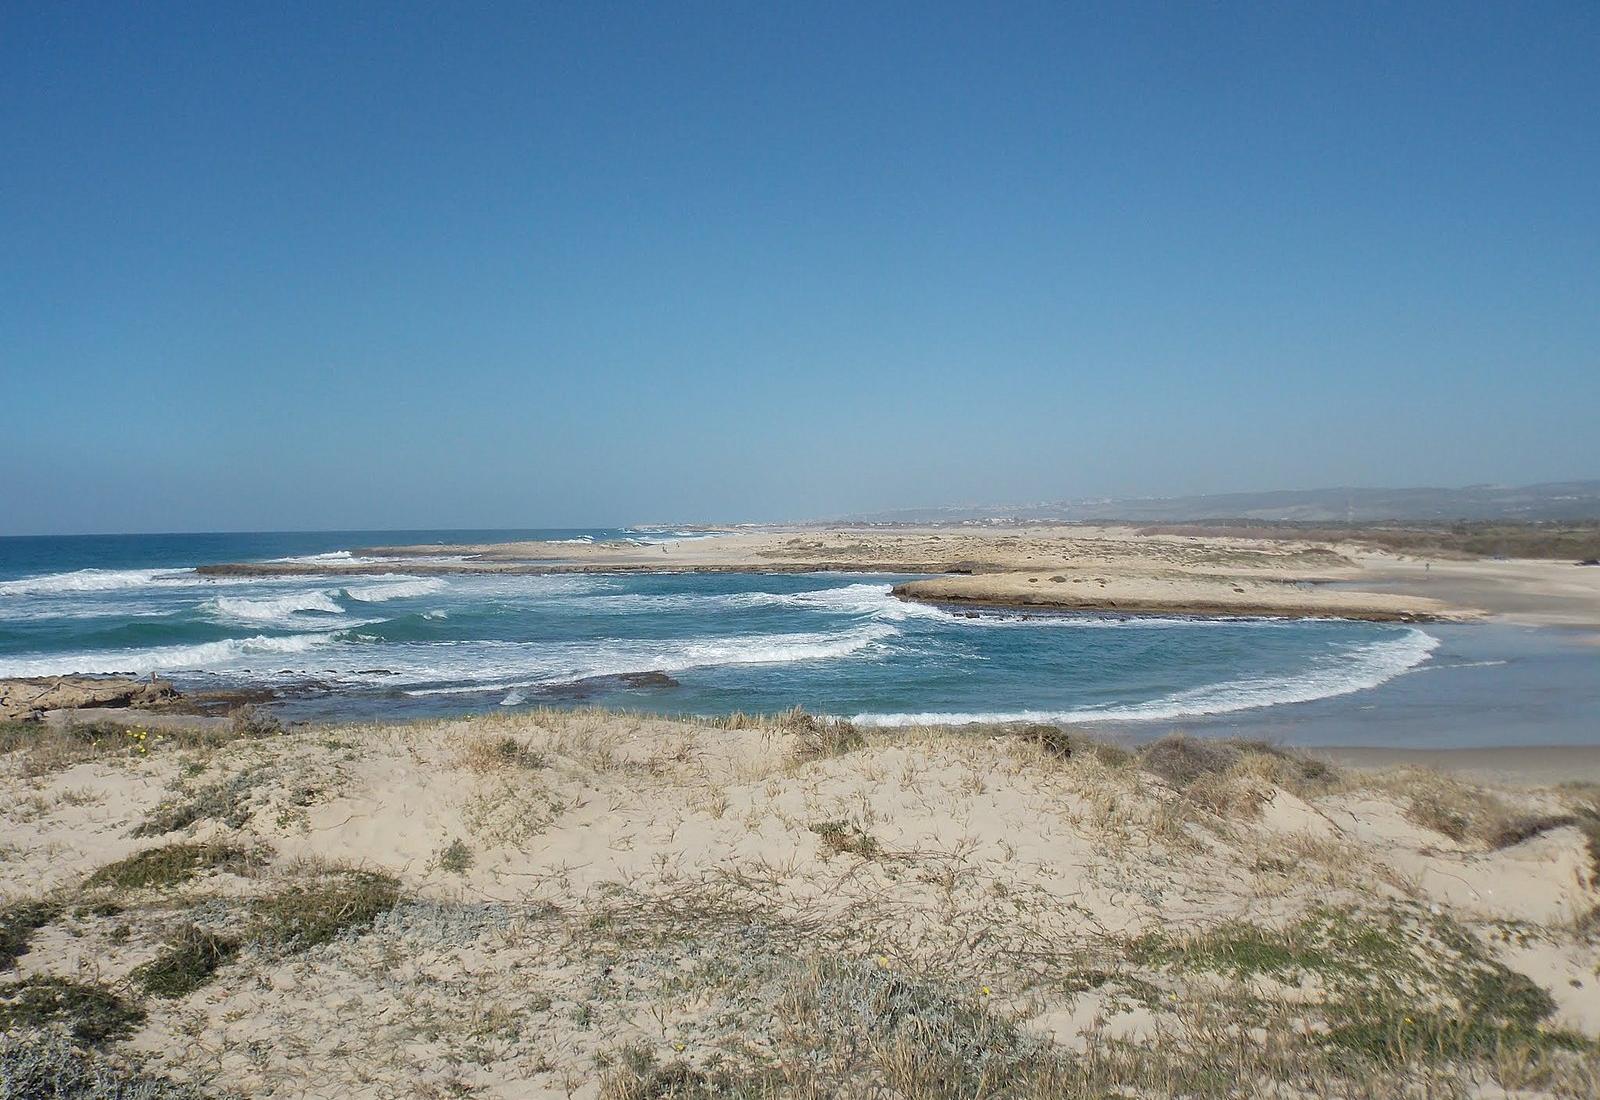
[890,588,1451,623]
[1313,743,1600,786]
[192,524,1488,623]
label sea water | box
[2,531,1592,746]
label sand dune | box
[3,709,1597,1096]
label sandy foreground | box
[4,709,1600,1098]
[192,525,1476,622]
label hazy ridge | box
[841,480,1600,524]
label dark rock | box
[540,670,681,700]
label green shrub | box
[130,925,240,999]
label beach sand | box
[1348,552,1600,628]
[3,709,1598,1096]
[1318,744,1600,787]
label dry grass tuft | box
[1012,723,1073,759]
[785,708,866,764]
[1138,734,1240,788]
[809,820,881,860]
[1232,740,1345,797]
[1378,769,1541,847]
[458,733,548,773]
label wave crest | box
[209,591,345,624]
[853,628,1441,727]
[0,632,336,678]
[343,578,447,602]
[0,568,195,597]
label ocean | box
[2,531,1594,746]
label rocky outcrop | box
[0,676,179,721]
[539,670,681,701]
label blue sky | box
[4,2,1597,533]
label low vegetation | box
[133,768,266,836]
[434,838,474,875]
[246,864,401,950]
[784,708,867,763]
[130,924,240,999]
[1138,519,1600,561]
[459,733,548,772]
[83,842,258,893]
[809,819,881,859]
[0,1031,211,1100]
[4,707,1598,1097]
[0,977,145,1046]
[0,899,58,970]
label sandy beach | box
[1349,553,1600,629]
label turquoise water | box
[0,531,1476,739]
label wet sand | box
[1316,744,1600,787]
[1348,553,1600,628]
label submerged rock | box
[539,669,681,700]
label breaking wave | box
[343,578,448,602]
[208,591,345,624]
[403,622,896,697]
[583,583,953,621]
[0,568,198,596]
[852,628,1440,726]
[0,632,336,678]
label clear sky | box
[4,2,1597,534]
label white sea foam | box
[0,568,198,596]
[343,578,447,602]
[622,529,725,544]
[583,583,954,621]
[0,601,176,622]
[402,622,896,697]
[852,628,1441,727]
[446,574,613,600]
[266,551,404,566]
[0,632,336,678]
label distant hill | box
[840,481,1600,524]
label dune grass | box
[84,842,259,893]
